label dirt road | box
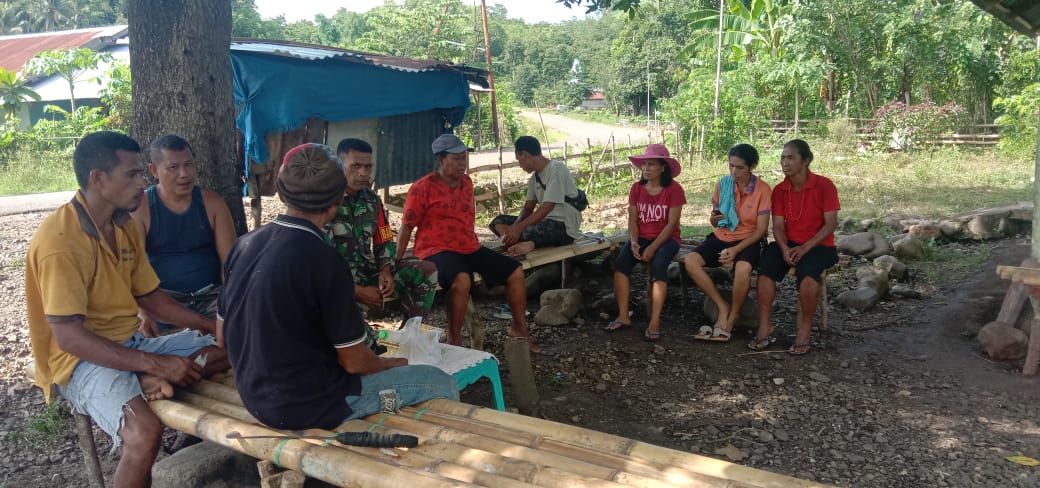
[469,110,653,170]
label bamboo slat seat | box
[150,374,837,488]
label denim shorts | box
[344,364,459,420]
[614,238,680,282]
[58,330,216,448]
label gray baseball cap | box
[431,134,474,154]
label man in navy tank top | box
[131,135,237,336]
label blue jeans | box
[344,364,459,420]
[58,330,216,448]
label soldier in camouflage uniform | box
[328,138,437,320]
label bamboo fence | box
[146,375,838,488]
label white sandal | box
[694,325,714,340]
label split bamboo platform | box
[150,373,836,488]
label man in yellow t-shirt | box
[25,131,228,487]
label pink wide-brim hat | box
[628,144,681,177]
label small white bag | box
[396,316,442,366]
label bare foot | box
[138,374,174,401]
[506,241,535,256]
[713,303,730,330]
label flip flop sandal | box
[603,320,631,332]
[694,325,714,340]
[708,328,732,342]
[788,342,812,356]
[747,335,777,351]
[644,328,661,342]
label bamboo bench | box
[149,373,836,488]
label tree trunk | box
[128,0,247,235]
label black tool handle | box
[334,432,419,448]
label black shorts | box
[489,214,573,248]
[758,241,838,284]
[691,233,765,268]
[426,247,522,290]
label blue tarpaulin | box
[230,49,471,168]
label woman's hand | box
[630,240,643,261]
[719,248,735,266]
[641,244,657,263]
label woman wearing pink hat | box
[605,144,685,342]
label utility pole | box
[713,0,725,120]
[646,61,651,126]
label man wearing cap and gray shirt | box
[489,135,583,256]
[396,134,540,353]
[218,143,458,431]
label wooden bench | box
[996,263,1040,375]
[658,244,846,331]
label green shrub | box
[994,83,1039,162]
[870,101,967,152]
[662,69,773,157]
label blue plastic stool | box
[450,355,506,411]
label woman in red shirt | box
[605,144,686,342]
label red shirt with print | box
[402,172,481,259]
[771,171,840,247]
[629,181,686,243]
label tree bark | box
[127,0,247,235]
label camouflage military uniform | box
[327,188,437,319]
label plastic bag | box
[396,316,442,366]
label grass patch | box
[7,400,72,451]
[555,109,622,126]
[917,240,993,284]
[0,146,78,195]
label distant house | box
[0,25,128,128]
[581,90,608,110]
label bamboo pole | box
[610,136,617,184]
[411,401,831,488]
[535,102,552,157]
[151,400,472,488]
[503,337,538,415]
[585,137,595,193]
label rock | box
[836,232,890,258]
[152,441,259,488]
[705,267,732,286]
[891,235,925,261]
[872,255,907,281]
[837,288,881,311]
[666,262,682,282]
[977,321,1029,360]
[702,292,758,331]
[966,213,1010,240]
[883,216,907,233]
[890,284,922,299]
[534,289,583,326]
[525,264,562,298]
[856,266,890,296]
[808,372,831,382]
[773,378,785,385]
[939,220,964,238]
[714,444,746,462]
[908,223,942,240]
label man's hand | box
[501,225,524,246]
[355,285,384,307]
[138,316,160,338]
[378,268,395,298]
[152,355,203,386]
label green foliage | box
[1,0,126,34]
[459,82,527,150]
[100,59,131,133]
[662,68,773,156]
[0,67,41,116]
[993,83,1039,161]
[23,47,113,111]
[0,143,77,195]
[32,104,110,147]
[6,400,72,451]
[870,101,968,152]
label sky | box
[253,0,592,25]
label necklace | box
[786,185,807,222]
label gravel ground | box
[2,205,1040,487]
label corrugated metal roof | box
[0,25,127,73]
[230,39,487,85]
[970,0,1040,36]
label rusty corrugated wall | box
[374,110,447,188]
